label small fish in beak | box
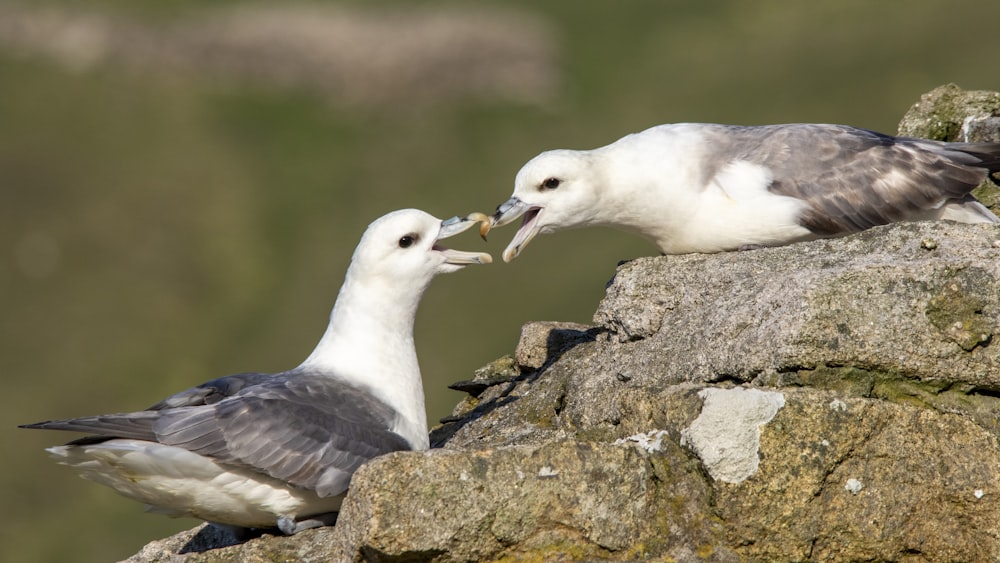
[436,214,494,265]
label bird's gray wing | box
[154,372,412,497]
[21,371,413,496]
[712,124,1000,235]
[148,372,276,409]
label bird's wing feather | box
[706,124,999,235]
[19,411,161,442]
[148,372,276,409]
[155,372,411,496]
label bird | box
[20,209,492,536]
[484,123,1000,261]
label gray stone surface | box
[592,221,1000,386]
[332,441,735,562]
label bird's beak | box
[435,215,493,265]
[488,197,543,262]
[490,197,532,228]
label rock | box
[435,222,1000,562]
[332,441,736,562]
[713,389,1000,561]
[122,524,338,562]
[513,321,598,370]
[590,222,1000,389]
[128,87,1000,562]
[897,83,1000,142]
[128,228,1000,562]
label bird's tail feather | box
[946,142,1000,176]
[939,196,1000,224]
[19,412,158,442]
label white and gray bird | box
[487,123,1000,261]
[20,209,491,535]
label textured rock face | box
[591,222,1000,386]
[437,221,1000,562]
[128,87,1000,562]
[720,395,1000,561]
[897,83,1000,144]
[335,441,734,562]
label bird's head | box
[353,209,492,284]
[487,149,601,262]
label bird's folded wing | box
[154,374,412,497]
[743,125,997,235]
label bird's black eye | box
[398,234,417,248]
[541,177,561,190]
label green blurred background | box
[3,1,999,560]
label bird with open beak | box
[484,123,1000,262]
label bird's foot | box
[276,512,339,535]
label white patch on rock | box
[679,387,786,484]
[537,466,558,478]
[845,478,863,495]
[459,471,469,481]
[975,489,985,499]
[829,398,847,412]
[614,430,669,453]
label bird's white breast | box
[674,159,813,252]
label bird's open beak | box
[436,215,493,265]
[487,197,543,262]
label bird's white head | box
[305,208,490,378]
[350,209,493,286]
[489,149,602,262]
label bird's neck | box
[599,133,708,252]
[297,273,429,449]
